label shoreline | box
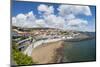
[31,41,64,64]
[64,37,95,42]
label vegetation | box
[20,36,28,40]
[12,36,28,42]
[60,31,69,35]
[12,41,36,65]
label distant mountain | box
[78,31,96,38]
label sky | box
[12,1,96,32]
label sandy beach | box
[32,41,64,64]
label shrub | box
[12,41,36,65]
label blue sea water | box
[64,38,96,62]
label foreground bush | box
[12,41,36,65]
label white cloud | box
[12,13,27,27]
[35,19,46,27]
[65,14,75,20]
[12,11,48,28]
[44,14,65,29]
[12,17,16,26]
[26,11,36,21]
[57,4,91,31]
[67,18,88,26]
[12,4,93,31]
[12,11,89,30]
[37,4,54,15]
[12,11,36,28]
[58,5,92,16]
[84,18,95,32]
[66,18,88,31]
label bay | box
[63,38,96,62]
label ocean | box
[63,38,96,62]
